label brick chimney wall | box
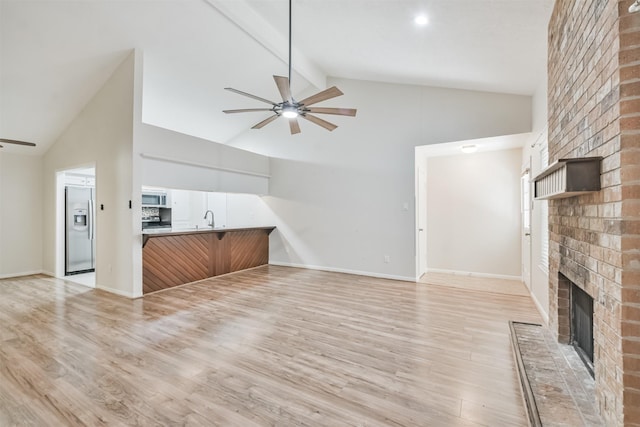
[620,0,640,423]
[548,1,640,425]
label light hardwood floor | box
[1,265,541,426]
[419,272,530,297]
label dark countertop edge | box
[142,226,276,238]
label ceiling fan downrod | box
[221,0,357,134]
[288,0,293,96]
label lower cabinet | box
[142,227,274,294]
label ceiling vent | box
[534,157,602,200]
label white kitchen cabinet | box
[163,188,265,230]
[171,189,211,229]
[206,192,227,228]
[170,189,190,229]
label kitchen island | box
[142,226,275,294]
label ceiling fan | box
[222,0,356,135]
[0,138,36,149]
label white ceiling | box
[0,0,554,155]
[415,132,533,158]
[246,0,553,94]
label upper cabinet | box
[170,189,211,229]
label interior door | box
[418,167,427,277]
[521,164,532,289]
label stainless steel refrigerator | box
[65,186,96,275]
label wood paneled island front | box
[142,226,275,294]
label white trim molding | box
[269,261,416,283]
[426,268,522,282]
[96,284,141,299]
[140,153,271,179]
[0,270,46,279]
[530,292,549,326]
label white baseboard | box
[6,269,141,299]
[530,292,549,326]
[0,269,45,279]
[96,284,139,299]
[426,268,522,282]
[269,261,416,282]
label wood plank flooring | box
[0,266,541,426]
[419,272,531,297]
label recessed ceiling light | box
[461,144,478,154]
[414,14,429,26]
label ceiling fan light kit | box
[281,105,299,118]
[223,0,356,135]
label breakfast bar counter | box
[142,226,276,294]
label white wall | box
[522,76,549,323]
[38,48,272,298]
[137,123,270,195]
[426,148,523,278]
[43,51,137,297]
[0,152,43,277]
[229,77,532,281]
[226,193,272,228]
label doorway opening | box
[56,166,96,288]
[414,133,531,285]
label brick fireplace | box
[548,1,640,425]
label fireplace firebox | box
[571,283,594,376]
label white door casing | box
[521,163,532,289]
[418,167,427,277]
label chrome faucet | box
[204,210,215,228]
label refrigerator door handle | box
[88,199,95,240]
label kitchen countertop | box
[142,225,275,235]
[142,226,276,246]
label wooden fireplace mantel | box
[533,157,601,200]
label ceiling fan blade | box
[306,107,357,117]
[223,108,274,114]
[289,118,301,135]
[224,87,278,106]
[0,138,36,147]
[298,86,343,107]
[252,115,280,129]
[274,75,292,103]
[301,114,337,131]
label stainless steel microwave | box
[142,190,169,207]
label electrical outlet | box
[384,255,391,263]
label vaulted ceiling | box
[0,0,554,155]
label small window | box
[540,138,549,272]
